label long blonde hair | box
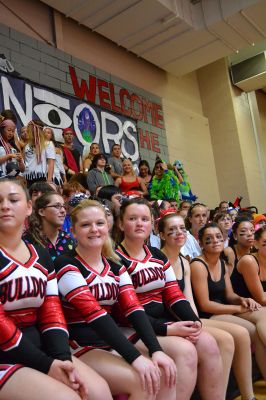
[27,120,46,164]
[70,199,120,263]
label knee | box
[196,331,221,359]
[88,377,112,400]
[233,326,252,347]
[172,339,198,370]
[57,390,81,400]
[219,331,235,354]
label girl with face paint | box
[117,199,225,400]
[191,223,266,398]
[224,217,254,276]
[159,213,235,398]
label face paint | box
[167,226,187,236]
[204,234,224,245]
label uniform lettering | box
[131,267,164,288]
[0,276,47,304]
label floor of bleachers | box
[234,380,266,400]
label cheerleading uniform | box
[54,250,162,363]
[115,245,199,336]
[0,243,70,389]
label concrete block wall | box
[0,23,168,167]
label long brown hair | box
[28,192,62,247]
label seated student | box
[29,181,56,206]
[115,159,147,195]
[87,154,114,194]
[97,185,123,217]
[231,224,266,311]
[54,199,177,400]
[224,216,255,276]
[83,142,100,172]
[116,198,225,400]
[181,203,209,260]
[62,182,88,234]
[44,127,66,186]
[158,212,253,399]
[138,160,152,188]
[191,223,266,398]
[23,121,55,187]
[25,192,75,262]
[108,143,123,180]
[0,117,25,178]
[61,128,83,180]
[213,212,233,248]
[0,178,113,400]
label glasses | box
[43,203,66,211]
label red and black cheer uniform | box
[0,244,71,389]
[54,250,162,363]
[116,245,200,335]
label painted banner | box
[0,71,140,161]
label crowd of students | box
[0,117,265,400]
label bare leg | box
[235,309,266,381]
[211,315,255,400]
[72,356,113,400]
[79,349,155,400]
[0,367,81,400]
[136,336,198,400]
[202,320,234,397]
[194,330,225,400]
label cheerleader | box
[0,178,113,400]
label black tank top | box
[231,254,266,296]
[176,255,185,292]
[231,245,239,270]
[191,258,227,319]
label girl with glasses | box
[25,192,74,261]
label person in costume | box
[148,160,181,205]
[172,161,197,203]
[116,197,224,400]
[44,127,66,186]
[0,117,25,177]
[61,128,83,181]
[0,178,114,400]
[54,199,177,400]
[23,121,55,186]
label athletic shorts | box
[0,364,23,389]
